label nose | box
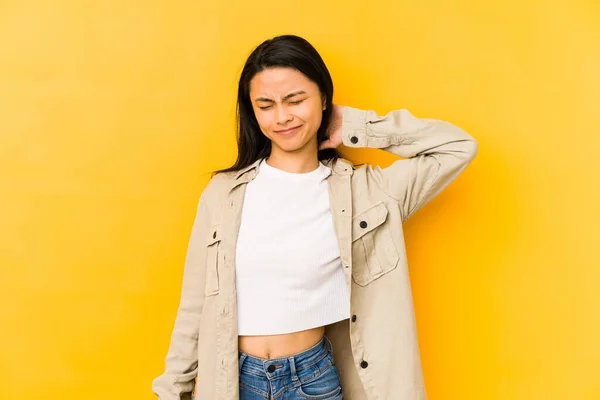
[276,106,292,125]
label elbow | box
[466,137,478,161]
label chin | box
[277,145,305,153]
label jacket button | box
[359,221,367,229]
[267,364,276,373]
[350,136,359,144]
[351,315,357,322]
[360,360,369,369]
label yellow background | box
[1,0,598,399]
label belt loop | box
[324,335,333,354]
[239,353,247,374]
[289,356,299,382]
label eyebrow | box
[255,90,307,103]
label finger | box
[319,140,332,150]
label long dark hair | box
[216,35,340,174]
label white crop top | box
[235,159,350,335]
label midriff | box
[238,326,325,359]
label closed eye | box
[257,99,304,110]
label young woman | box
[153,35,478,400]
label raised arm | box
[342,106,478,222]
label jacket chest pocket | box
[205,224,222,296]
[351,202,399,286]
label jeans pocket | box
[295,361,342,400]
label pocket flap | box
[352,202,389,242]
[205,223,222,296]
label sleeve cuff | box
[341,106,368,148]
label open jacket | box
[153,106,478,399]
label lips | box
[274,125,302,135]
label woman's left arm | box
[330,106,478,222]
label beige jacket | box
[152,106,478,399]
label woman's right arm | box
[152,193,211,399]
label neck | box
[267,144,319,174]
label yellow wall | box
[1,1,598,399]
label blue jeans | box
[238,335,343,399]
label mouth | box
[274,125,302,135]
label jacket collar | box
[325,157,354,176]
[233,157,353,181]
[234,158,263,180]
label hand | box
[319,104,344,150]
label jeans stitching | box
[239,381,270,398]
[297,357,335,387]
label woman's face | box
[249,67,325,155]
